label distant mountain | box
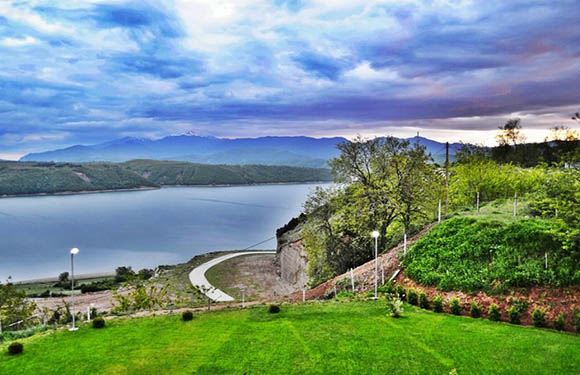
[20,135,462,166]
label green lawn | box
[1,301,578,375]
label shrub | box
[449,298,461,315]
[532,308,546,328]
[554,312,566,331]
[488,304,501,321]
[268,305,280,314]
[395,285,406,301]
[508,306,521,325]
[575,312,580,333]
[182,311,194,321]
[92,317,106,329]
[470,302,482,318]
[8,342,23,355]
[386,296,403,318]
[419,292,430,309]
[407,289,418,306]
[433,295,444,313]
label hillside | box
[0,161,332,196]
[20,134,461,166]
[402,216,579,293]
[0,162,158,196]
[121,160,332,185]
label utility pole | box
[445,142,449,217]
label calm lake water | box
[0,184,325,281]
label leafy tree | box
[0,281,37,331]
[496,118,526,147]
[58,272,69,283]
[115,266,136,283]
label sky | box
[1,0,579,159]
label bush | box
[419,292,430,309]
[449,298,461,315]
[8,342,23,355]
[554,312,566,331]
[182,311,194,321]
[407,289,418,306]
[92,317,106,329]
[268,305,280,314]
[386,296,403,318]
[488,304,501,321]
[532,308,546,328]
[470,302,482,318]
[433,295,444,313]
[395,285,406,301]
[508,306,521,325]
[575,312,580,333]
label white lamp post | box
[69,247,79,331]
[371,231,380,299]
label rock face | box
[276,217,308,289]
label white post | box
[545,252,548,269]
[373,233,379,299]
[403,233,407,255]
[87,306,91,322]
[69,248,79,332]
[381,261,385,285]
[438,199,442,223]
[333,284,337,297]
[241,289,245,308]
[476,192,480,215]
[302,289,306,302]
[350,268,355,292]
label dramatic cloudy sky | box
[1,0,579,159]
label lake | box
[0,184,325,281]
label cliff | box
[276,215,308,289]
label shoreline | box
[0,181,331,199]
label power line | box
[242,236,276,251]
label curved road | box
[189,251,276,302]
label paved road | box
[189,251,276,302]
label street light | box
[371,231,380,299]
[69,248,79,331]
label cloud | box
[0,0,578,156]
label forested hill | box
[0,160,332,196]
[121,159,332,185]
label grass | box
[1,301,578,374]
[15,276,115,297]
[204,254,271,300]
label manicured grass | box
[1,301,578,374]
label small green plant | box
[182,310,194,321]
[532,308,546,328]
[385,295,403,318]
[508,306,521,325]
[553,312,565,331]
[433,295,443,313]
[488,304,501,321]
[575,311,580,333]
[8,342,23,355]
[407,289,418,306]
[395,285,406,301]
[449,298,461,315]
[268,305,281,314]
[92,317,106,329]
[470,302,482,318]
[419,292,430,309]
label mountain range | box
[20,135,462,167]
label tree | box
[115,266,136,283]
[58,272,69,283]
[545,126,579,142]
[0,281,37,331]
[496,119,526,147]
[303,136,438,283]
[572,111,580,124]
